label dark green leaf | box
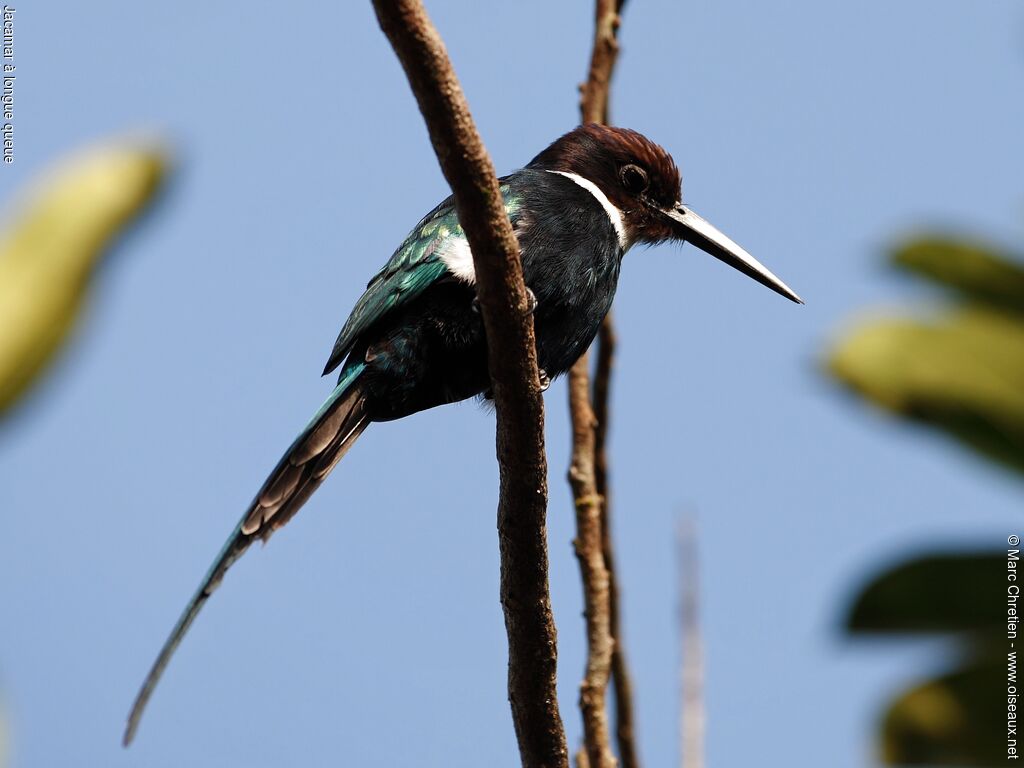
[846,553,1004,633]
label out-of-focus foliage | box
[894,237,1024,314]
[827,235,1024,766]
[828,238,1024,476]
[830,308,1024,474]
[846,552,1006,766]
[881,659,1004,767]
[0,141,167,418]
[847,553,1002,633]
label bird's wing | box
[322,183,522,376]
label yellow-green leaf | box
[880,659,1004,766]
[826,306,1024,475]
[892,237,1024,312]
[0,140,167,416]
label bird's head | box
[528,124,802,303]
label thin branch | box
[678,518,705,768]
[569,1,632,767]
[593,315,640,768]
[579,0,625,124]
[370,3,567,766]
[569,361,616,768]
[592,318,616,498]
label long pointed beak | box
[663,205,803,304]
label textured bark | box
[569,1,634,767]
[579,0,624,125]
[569,357,616,768]
[371,2,568,766]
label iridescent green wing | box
[323,184,521,375]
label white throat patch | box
[437,237,476,284]
[549,170,628,250]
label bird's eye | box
[620,164,649,195]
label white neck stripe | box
[549,171,627,250]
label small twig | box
[371,2,567,766]
[569,358,617,768]
[593,315,640,768]
[569,1,632,767]
[579,0,625,124]
[678,518,705,768]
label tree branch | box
[593,316,640,768]
[371,3,567,766]
[569,1,635,767]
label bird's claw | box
[473,289,536,315]
[525,287,538,315]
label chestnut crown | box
[528,123,683,245]
[527,124,803,304]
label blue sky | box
[2,2,1023,766]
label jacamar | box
[124,124,801,743]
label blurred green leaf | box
[0,140,167,417]
[847,552,1002,633]
[893,237,1024,312]
[829,219,1024,765]
[880,658,1004,766]
[827,306,1024,475]
[847,553,1009,765]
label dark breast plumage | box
[518,170,623,378]
[334,168,625,421]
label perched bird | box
[124,124,801,743]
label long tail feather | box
[124,363,369,745]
